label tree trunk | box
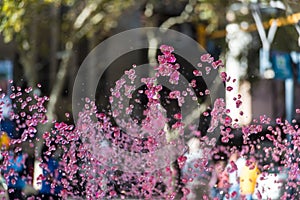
[35,42,73,158]
[20,8,38,88]
[49,3,59,90]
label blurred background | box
[1,0,300,199]
[1,0,300,127]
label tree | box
[0,0,135,157]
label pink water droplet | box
[205,66,211,74]
[160,45,174,55]
[203,111,209,117]
[231,191,237,198]
[226,86,233,91]
[174,113,182,120]
[200,53,214,63]
[8,188,14,193]
[182,187,190,196]
[236,100,242,108]
[212,60,224,69]
[220,72,227,82]
[9,93,16,99]
[190,79,197,88]
[177,156,187,169]
[193,70,202,76]
[24,87,33,93]
[169,70,180,85]
[197,63,202,68]
[256,190,262,199]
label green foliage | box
[0,0,26,42]
[0,0,134,44]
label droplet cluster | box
[1,45,300,199]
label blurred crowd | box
[0,132,63,200]
[0,130,294,200]
[181,136,289,200]
[207,147,259,200]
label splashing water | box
[1,45,300,200]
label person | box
[239,156,260,200]
[0,131,10,150]
[209,152,229,200]
[0,135,11,199]
[181,137,210,199]
[0,78,16,139]
[5,146,26,200]
[0,94,15,138]
[223,148,246,200]
[37,144,62,200]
